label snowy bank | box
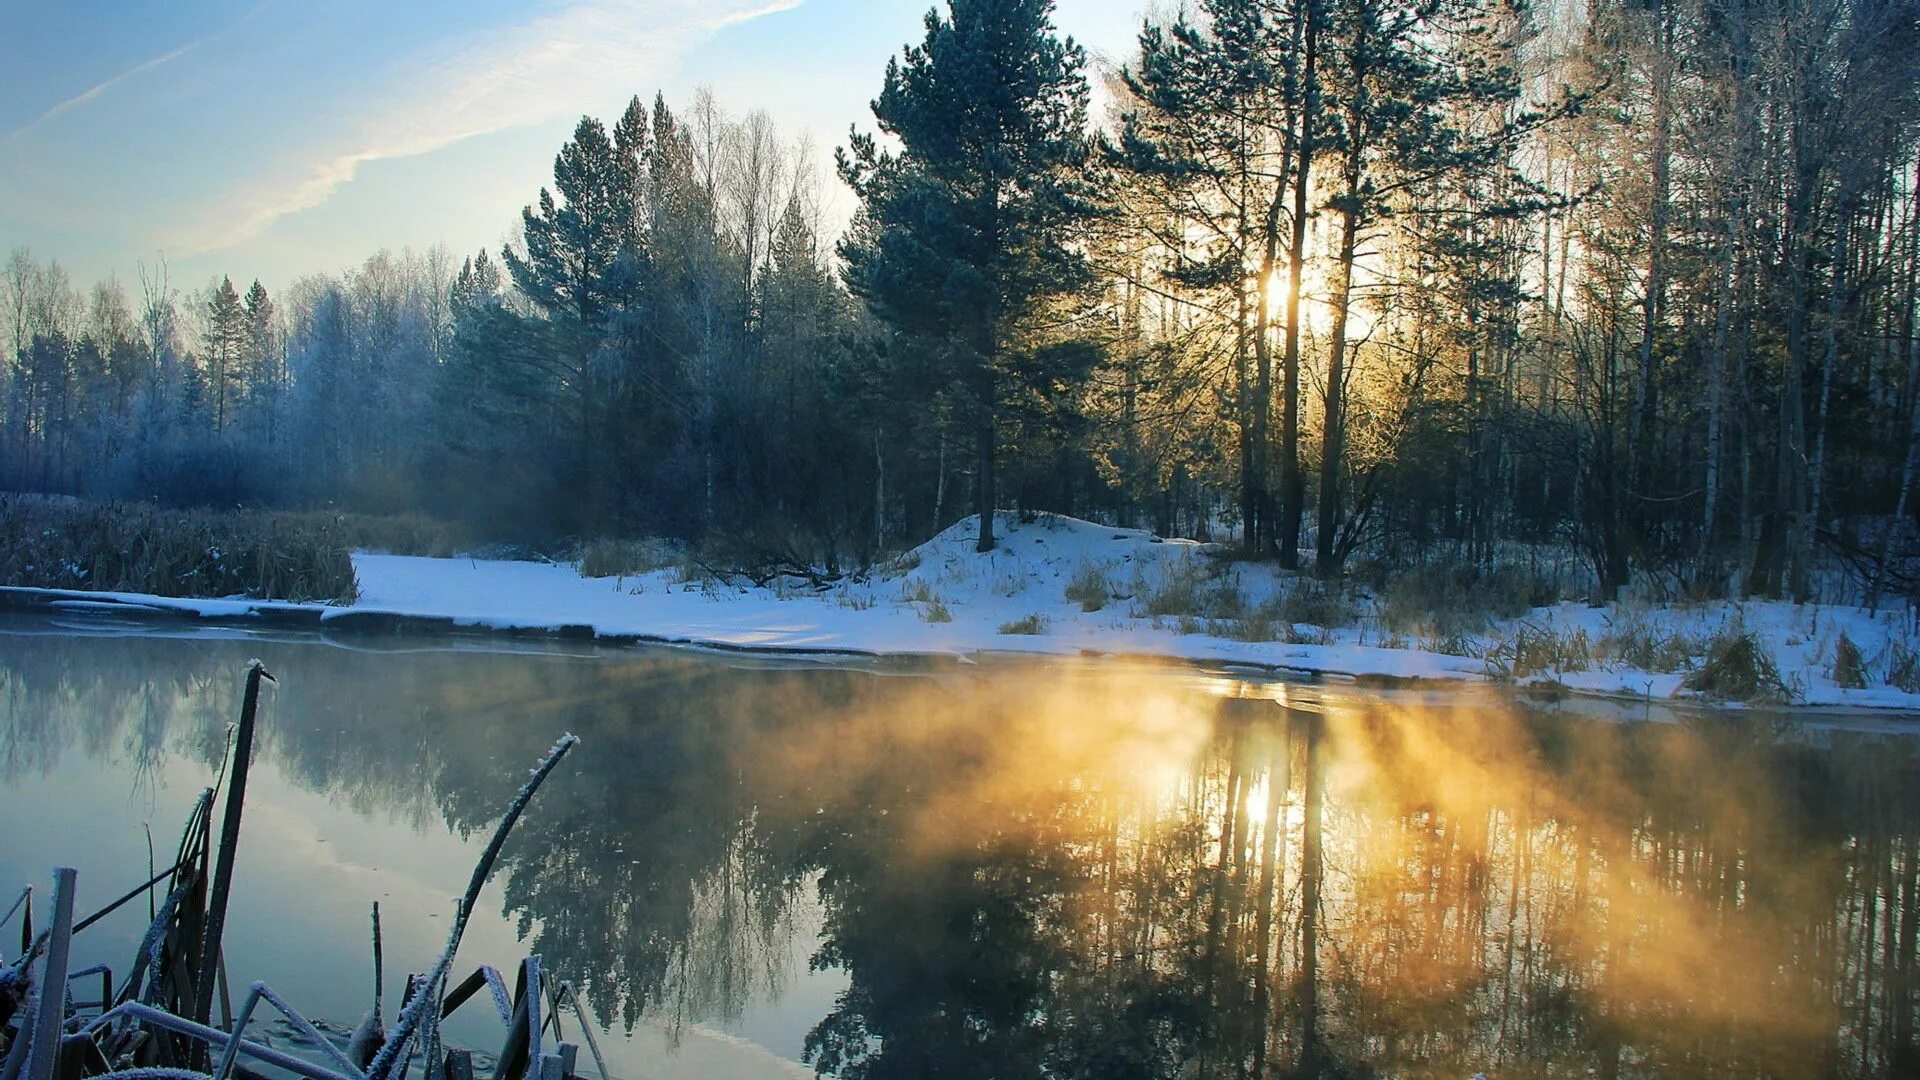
[6,512,1920,712]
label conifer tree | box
[205,276,246,433]
[501,116,635,516]
[840,0,1102,552]
[243,279,275,440]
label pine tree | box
[501,116,636,518]
[503,116,630,328]
[840,0,1102,552]
[243,280,275,439]
[205,276,246,433]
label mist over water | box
[2,622,1916,1078]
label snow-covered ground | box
[12,512,1920,712]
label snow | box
[8,511,1920,714]
[329,516,1485,683]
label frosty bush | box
[998,612,1049,635]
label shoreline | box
[6,580,1918,727]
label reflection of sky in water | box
[0,631,837,1079]
[2,621,1918,1078]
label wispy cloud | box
[7,3,272,144]
[175,0,802,256]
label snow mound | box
[890,511,1211,604]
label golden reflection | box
[2,631,1915,1078]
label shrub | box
[1065,561,1113,612]
[1199,577,1248,620]
[920,596,952,623]
[0,498,358,603]
[1683,629,1789,703]
[1381,562,1549,639]
[671,553,724,589]
[1280,579,1354,629]
[276,510,474,558]
[998,612,1049,635]
[1831,632,1868,689]
[578,538,677,578]
[1380,569,1484,638]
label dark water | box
[3,620,1918,1079]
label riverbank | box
[5,512,1919,712]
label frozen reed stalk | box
[366,734,580,1080]
[24,868,76,1080]
[193,662,275,1039]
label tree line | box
[4,0,1917,599]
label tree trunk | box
[1316,133,1363,576]
[1811,200,1852,538]
[974,412,996,553]
[933,432,947,529]
[1631,12,1674,503]
[1277,0,1318,571]
[872,429,885,551]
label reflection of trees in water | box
[0,633,817,1041]
[3,631,1918,1076]
[762,686,1920,1078]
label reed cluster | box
[0,497,359,603]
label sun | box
[1262,266,1376,341]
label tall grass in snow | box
[0,497,359,603]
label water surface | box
[2,618,1916,1078]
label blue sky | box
[1,0,1147,290]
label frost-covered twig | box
[544,982,609,1080]
[365,734,579,1080]
[211,981,364,1080]
[82,1003,350,1080]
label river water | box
[1,618,1916,1078]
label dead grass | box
[577,538,679,578]
[1598,617,1705,674]
[1683,628,1789,703]
[1495,625,1595,679]
[1280,579,1355,629]
[0,498,358,603]
[998,612,1049,635]
[1831,632,1868,689]
[1380,564,1538,640]
[1887,639,1920,693]
[1065,561,1113,612]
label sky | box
[0,0,1149,292]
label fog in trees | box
[4,0,1918,601]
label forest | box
[4,0,1918,603]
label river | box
[2,616,1916,1078]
